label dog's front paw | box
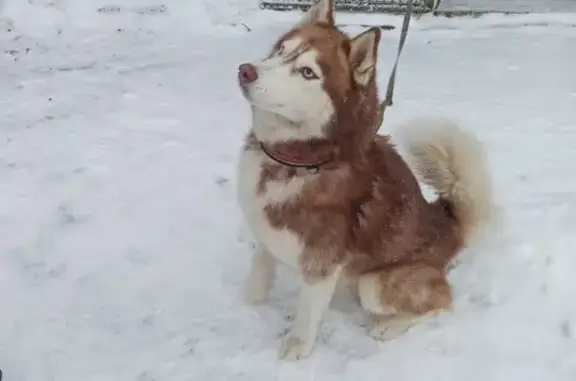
[279,333,314,361]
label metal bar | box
[260,0,433,13]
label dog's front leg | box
[244,244,277,304]
[280,266,342,360]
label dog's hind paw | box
[368,315,419,341]
[368,321,411,341]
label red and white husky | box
[236,0,493,360]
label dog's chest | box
[237,149,306,269]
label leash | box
[375,0,414,131]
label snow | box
[1,1,576,380]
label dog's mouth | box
[239,85,279,109]
[238,82,251,98]
[244,96,286,115]
[236,73,288,113]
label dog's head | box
[238,0,381,147]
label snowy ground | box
[1,2,576,381]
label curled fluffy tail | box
[400,118,494,246]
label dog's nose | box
[238,63,258,85]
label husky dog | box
[236,0,493,360]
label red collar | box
[260,142,331,172]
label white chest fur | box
[237,148,307,269]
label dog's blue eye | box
[300,67,318,80]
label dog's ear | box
[296,0,334,27]
[348,27,381,86]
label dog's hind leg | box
[244,244,277,305]
[357,264,452,341]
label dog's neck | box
[250,108,337,170]
[251,107,326,144]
